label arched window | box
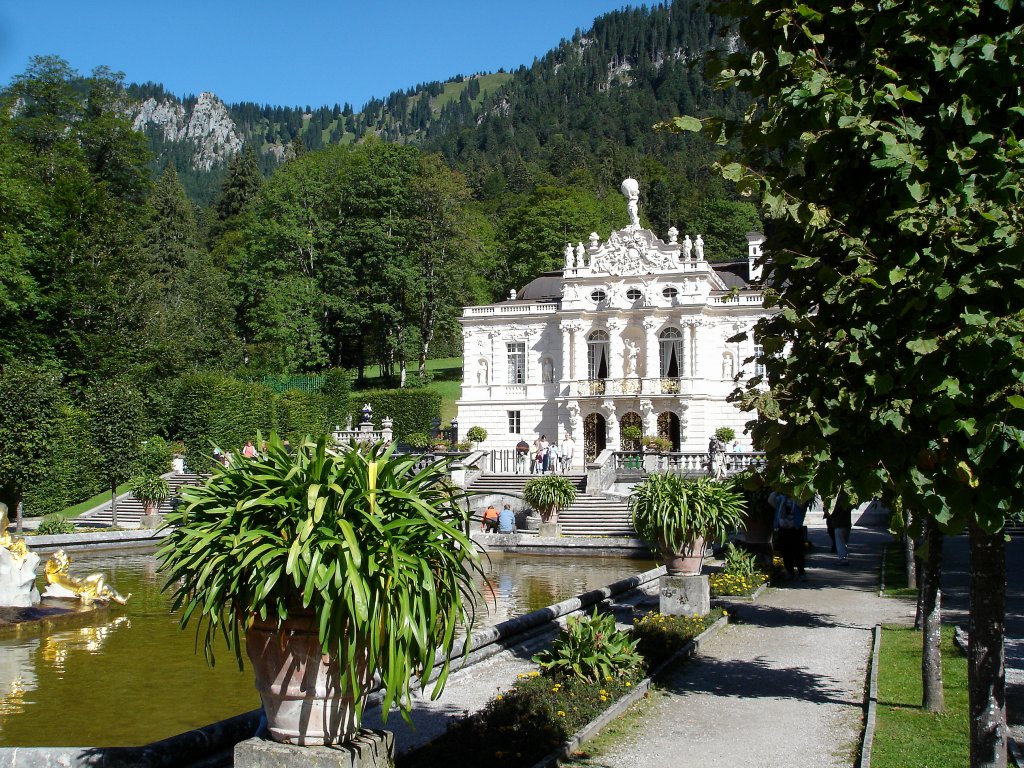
[588,330,609,381]
[659,328,685,378]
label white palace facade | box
[455,179,771,467]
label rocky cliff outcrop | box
[132,91,243,171]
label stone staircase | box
[79,472,204,528]
[464,472,637,538]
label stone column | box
[573,322,588,387]
[559,322,573,383]
[488,330,500,385]
[643,317,659,386]
[607,318,625,382]
[691,322,701,378]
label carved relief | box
[589,229,680,276]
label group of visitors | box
[480,503,517,534]
[769,490,855,580]
[515,434,575,474]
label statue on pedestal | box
[0,503,40,608]
[620,178,641,228]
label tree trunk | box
[905,509,917,590]
[968,521,1006,768]
[110,482,118,528]
[920,515,944,712]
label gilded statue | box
[43,550,130,605]
[0,502,30,562]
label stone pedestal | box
[659,574,710,617]
[524,513,541,532]
[538,522,561,538]
[140,513,163,530]
[234,730,394,768]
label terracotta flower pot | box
[662,536,706,575]
[246,613,372,746]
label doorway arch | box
[658,411,681,452]
[584,412,606,461]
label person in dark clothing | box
[771,492,808,580]
[828,492,853,564]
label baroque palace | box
[456,179,771,467]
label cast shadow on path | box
[659,654,855,706]
[724,602,865,632]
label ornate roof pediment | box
[589,228,680,277]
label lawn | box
[58,482,132,519]
[882,542,920,599]
[871,625,968,768]
[357,357,463,424]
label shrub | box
[722,542,760,579]
[21,404,102,517]
[129,473,171,507]
[36,514,75,536]
[629,474,745,552]
[632,609,723,670]
[642,435,672,453]
[465,426,488,445]
[405,432,432,451]
[621,425,642,441]
[136,436,173,476]
[714,426,736,443]
[346,389,441,442]
[523,475,578,523]
[533,608,643,683]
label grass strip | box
[55,482,133,519]
[882,543,919,599]
[871,624,968,768]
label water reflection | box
[0,549,651,747]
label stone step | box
[79,472,205,527]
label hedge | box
[347,389,442,442]
[22,404,103,518]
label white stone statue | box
[624,339,639,377]
[0,503,40,608]
[589,232,601,250]
[695,234,705,261]
[667,226,679,245]
[509,288,517,300]
[682,234,693,261]
[620,178,640,228]
[477,358,489,385]
[575,242,586,268]
[564,243,575,269]
[541,357,554,383]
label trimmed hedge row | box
[346,389,442,443]
[22,404,104,518]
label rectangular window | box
[506,342,525,384]
[754,344,766,377]
[508,411,521,434]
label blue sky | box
[0,1,636,108]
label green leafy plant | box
[136,436,173,476]
[157,432,483,728]
[632,609,722,669]
[523,475,578,524]
[533,608,643,683]
[630,474,745,553]
[714,426,736,443]
[621,425,642,441]
[405,431,432,451]
[35,514,75,536]
[722,542,760,579]
[129,473,171,511]
[465,426,488,445]
[642,435,672,453]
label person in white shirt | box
[560,436,575,472]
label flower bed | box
[708,549,782,597]
[399,607,724,768]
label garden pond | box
[0,548,654,747]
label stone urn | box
[662,536,707,576]
[246,613,372,746]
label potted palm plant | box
[129,473,170,529]
[157,433,483,746]
[522,475,577,537]
[629,473,745,574]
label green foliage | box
[714,427,735,443]
[532,608,643,683]
[35,514,75,536]
[721,542,759,579]
[642,435,672,453]
[129,473,171,505]
[404,432,432,451]
[157,434,483,728]
[630,474,745,552]
[465,426,488,444]
[347,388,441,442]
[522,475,578,523]
[273,389,332,444]
[136,436,173,476]
[631,609,722,670]
[86,378,147,501]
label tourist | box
[771,492,808,580]
[829,491,853,565]
[547,442,560,474]
[515,437,530,474]
[481,504,499,533]
[242,440,257,459]
[561,435,575,472]
[498,503,517,534]
[539,434,550,472]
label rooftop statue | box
[620,177,641,228]
[43,549,130,605]
[0,502,41,607]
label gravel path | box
[577,527,914,768]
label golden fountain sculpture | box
[43,550,130,606]
[0,502,40,607]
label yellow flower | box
[529,671,540,677]
[557,710,566,717]
[496,694,503,701]
[625,682,632,687]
